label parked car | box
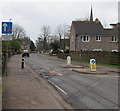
[22,50,29,57]
[50,49,63,55]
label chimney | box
[95,18,99,23]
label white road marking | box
[48,80,68,96]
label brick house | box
[70,7,119,52]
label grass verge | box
[40,53,49,55]
[72,59,120,69]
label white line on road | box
[48,80,68,96]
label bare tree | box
[36,37,44,51]
[39,25,51,50]
[55,24,63,42]
[13,24,26,39]
[48,34,59,44]
[55,24,70,52]
[62,24,70,52]
[55,24,70,41]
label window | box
[112,50,118,52]
[81,49,87,51]
[81,35,90,42]
[93,49,102,51]
[96,36,101,41]
[111,36,117,42]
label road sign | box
[90,59,96,71]
[2,22,12,34]
[2,35,12,41]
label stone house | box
[70,7,119,52]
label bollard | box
[67,56,71,65]
[21,58,24,69]
[90,59,96,71]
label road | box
[24,53,118,109]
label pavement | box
[2,55,73,109]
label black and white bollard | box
[21,58,24,69]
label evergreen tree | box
[30,41,36,51]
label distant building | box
[70,7,118,52]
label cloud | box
[1,2,118,42]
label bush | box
[51,49,63,54]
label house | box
[70,7,119,52]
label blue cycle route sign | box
[2,22,12,34]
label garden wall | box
[57,51,120,65]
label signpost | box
[2,35,12,41]
[2,22,12,34]
[2,21,13,76]
[90,59,96,71]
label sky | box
[0,0,119,43]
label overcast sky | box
[0,0,119,42]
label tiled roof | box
[72,21,114,36]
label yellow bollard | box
[90,59,96,71]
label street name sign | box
[2,35,12,41]
[2,22,12,34]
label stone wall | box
[58,51,120,65]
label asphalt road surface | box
[24,53,118,109]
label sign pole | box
[2,21,13,76]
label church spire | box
[90,6,93,21]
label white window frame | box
[81,49,87,51]
[93,49,102,51]
[81,35,90,42]
[111,36,117,42]
[96,36,101,41]
[112,50,118,52]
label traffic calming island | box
[72,59,107,75]
[72,69,107,75]
[60,56,84,69]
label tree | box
[55,24,63,42]
[11,39,21,53]
[36,37,44,51]
[20,36,31,45]
[50,40,62,54]
[50,40,61,51]
[55,24,70,52]
[30,41,36,51]
[13,24,26,39]
[39,25,51,50]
